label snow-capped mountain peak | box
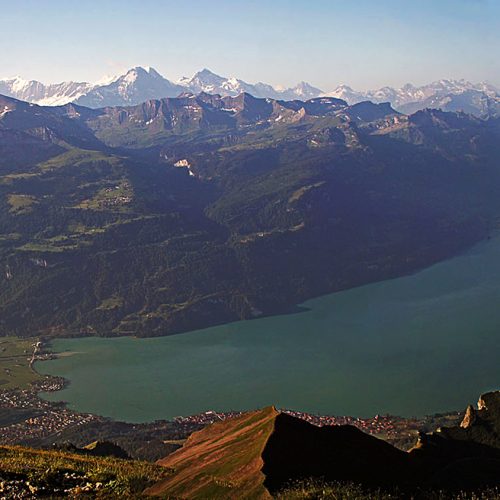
[326,84,365,104]
[120,66,163,84]
[293,82,324,100]
[5,76,31,93]
[73,66,185,108]
[175,69,324,101]
[0,67,497,116]
[0,75,93,106]
[323,78,499,116]
[184,69,226,93]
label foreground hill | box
[146,406,410,498]
[148,406,278,498]
[2,93,500,337]
[0,392,498,498]
[147,392,500,498]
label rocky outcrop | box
[408,391,500,489]
[460,404,476,428]
[420,391,500,450]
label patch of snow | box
[0,105,11,118]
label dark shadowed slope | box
[147,392,500,498]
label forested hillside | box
[1,93,500,337]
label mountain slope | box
[146,406,410,498]
[0,392,498,497]
[146,407,278,498]
[1,92,500,338]
[146,392,500,498]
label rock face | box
[460,404,476,428]
[414,391,500,451]
[416,391,500,451]
[147,392,500,498]
[407,391,500,490]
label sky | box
[0,0,499,91]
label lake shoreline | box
[35,234,500,423]
[23,230,499,343]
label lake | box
[37,236,500,423]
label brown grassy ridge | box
[145,406,280,499]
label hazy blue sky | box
[1,0,498,90]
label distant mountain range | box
[1,66,498,117]
[332,81,500,118]
[0,67,323,108]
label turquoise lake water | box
[37,236,500,423]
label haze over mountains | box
[1,66,499,117]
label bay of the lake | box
[37,236,500,423]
